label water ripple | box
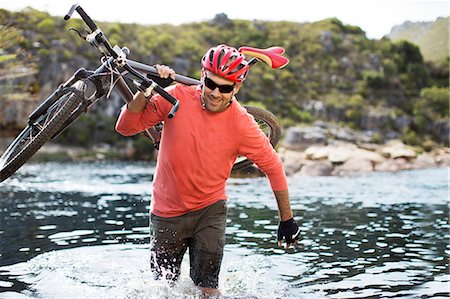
[0,164,448,298]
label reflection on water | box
[0,162,449,298]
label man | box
[115,44,300,297]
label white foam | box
[1,244,297,299]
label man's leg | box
[150,213,189,282]
[189,200,227,296]
[200,287,221,298]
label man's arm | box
[115,65,176,136]
[127,91,148,113]
[274,189,293,221]
[236,111,299,248]
[128,65,176,113]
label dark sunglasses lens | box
[204,77,217,90]
[205,77,234,93]
[218,84,234,93]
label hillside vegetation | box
[388,17,449,63]
[0,8,448,155]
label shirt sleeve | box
[115,85,175,136]
[237,111,288,191]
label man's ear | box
[233,82,242,94]
[200,69,206,82]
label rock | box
[412,153,437,169]
[211,13,232,27]
[327,125,371,143]
[351,148,385,164]
[304,145,330,160]
[320,31,335,53]
[284,126,327,151]
[297,161,333,176]
[305,143,385,165]
[381,140,417,159]
[279,149,306,175]
[429,120,449,145]
[332,157,373,175]
[392,158,414,170]
[374,160,402,172]
[360,109,391,130]
[434,148,450,166]
[327,144,358,164]
[280,142,447,177]
[358,143,381,151]
[374,158,413,172]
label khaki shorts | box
[150,200,227,288]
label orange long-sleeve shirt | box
[115,84,288,217]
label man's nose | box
[210,88,221,97]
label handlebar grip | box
[168,101,180,119]
[64,4,77,20]
[76,6,98,31]
[153,85,180,118]
[64,4,98,31]
[147,72,174,88]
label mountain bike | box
[0,4,288,182]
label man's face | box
[201,71,241,113]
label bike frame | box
[37,59,200,140]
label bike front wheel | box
[231,105,281,172]
[0,82,85,182]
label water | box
[0,162,448,298]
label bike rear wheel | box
[0,82,85,182]
[231,105,281,172]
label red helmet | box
[201,44,249,82]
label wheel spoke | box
[0,87,83,181]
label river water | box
[0,162,448,298]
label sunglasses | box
[204,77,235,93]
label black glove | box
[277,218,300,248]
[147,72,173,88]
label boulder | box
[381,140,417,159]
[351,148,385,164]
[297,161,333,176]
[304,145,330,160]
[305,143,385,165]
[279,149,306,175]
[374,158,413,172]
[284,126,327,151]
[332,157,373,176]
[411,153,437,169]
[433,148,450,166]
[327,144,358,164]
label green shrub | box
[37,18,55,34]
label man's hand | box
[277,218,300,248]
[155,64,176,80]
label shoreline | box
[2,139,448,178]
[279,140,450,177]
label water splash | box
[0,244,299,299]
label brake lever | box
[68,27,87,39]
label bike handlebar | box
[128,60,200,86]
[64,4,180,117]
[64,4,289,120]
[65,4,98,32]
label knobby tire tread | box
[0,91,82,182]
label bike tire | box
[231,105,281,172]
[0,82,85,182]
